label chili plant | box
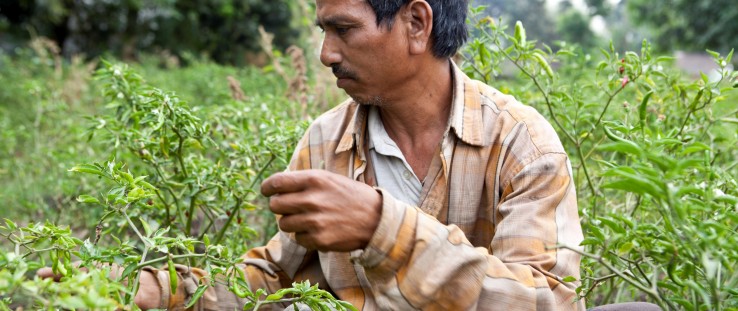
[0,60,354,310]
[463,11,737,310]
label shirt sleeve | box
[351,152,584,310]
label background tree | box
[477,0,560,46]
[0,0,298,65]
[556,0,600,50]
[627,0,738,55]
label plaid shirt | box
[161,63,585,310]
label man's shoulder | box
[296,98,362,153]
[308,99,358,134]
[471,79,565,155]
[473,80,538,122]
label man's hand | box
[261,170,383,252]
[37,264,162,310]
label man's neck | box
[377,59,453,145]
[375,58,453,180]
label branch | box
[557,245,666,308]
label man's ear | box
[403,0,433,55]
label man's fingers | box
[37,263,105,282]
[269,191,319,215]
[260,170,321,197]
[37,267,62,281]
[278,213,314,233]
[294,232,317,251]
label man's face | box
[316,0,414,106]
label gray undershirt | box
[367,106,423,206]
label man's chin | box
[350,95,387,107]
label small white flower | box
[117,92,124,99]
[713,188,725,197]
[697,182,707,189]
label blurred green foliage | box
[627,0,738,54]
[0,0,298,65]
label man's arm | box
[353,152,584,310]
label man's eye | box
[336,27,349,35]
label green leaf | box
[579,237,601,246]
[602,168,664,198]
[337,301,358,311]
[596,142,643,157]
[68,164,105,177]
[76,195,100,204]
[705,49,720,59]
[562,276,577,282]
[185,285,209,308]
[682,143,711,155]
[266,292,285,301]
[3,219,17,231]
[127,187,146,202]
[532,52,554,78]
[141,219,153,237]
[714,195,738,205]
[617,242,635,255]
[588,224,606,242]
[600,126,643,156]
[119,263,138,281]
[119,170,135,184]
[138,180,157,191]
[598,217,625,234]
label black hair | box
[366,0,469,58]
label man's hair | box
[367,0,469,58]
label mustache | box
[331,65,357,80]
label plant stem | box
[128,245,150,307]
[212,198,243,246]
[249,154,276,190]
[186,187,214,236]
[122,205,150,247]
[557,244,666,308]
[135,253,207,270]
[576,146,599,199]
[174,130,188,179]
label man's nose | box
[319,37,341,67]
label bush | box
[463,14,738,309]
[0,0,299,65]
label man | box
[64,0,586,309]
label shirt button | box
[403,170,412,180]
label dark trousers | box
[589,302,662,311]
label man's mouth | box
[332,65,356,80]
